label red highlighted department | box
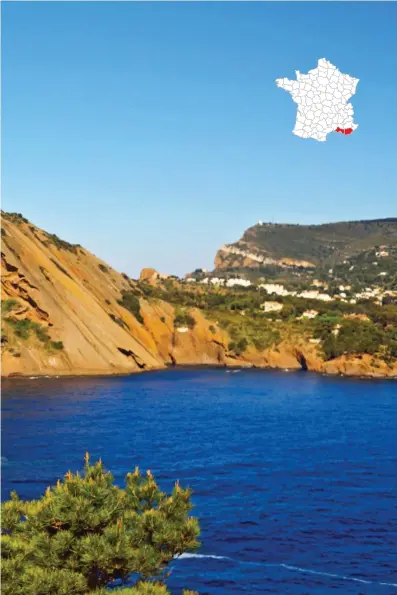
[335,127,353,135]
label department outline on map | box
[275,58,359,142]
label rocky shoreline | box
[3,358,397,380]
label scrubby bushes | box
[2,310,64,353]
[174,308,196,329]
[313,318,393,361]
[118,291,144,324]
[224,318,281,354]
[2,299,19,315]
[44,233,81,254]
[2,212,29,224]
[228,337,248,355]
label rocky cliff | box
[2,213,396,378]
[214,219,397,271]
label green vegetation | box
[137,280,397,363]
[98,264,109,273]
[118,291,144,324]
[1,303,65,353]
[4,318,65,352]
[2,212,29,224]
[220,316,281,354]
[210,219,397,293]
[174,308,196,329]
[44,232,81,254]
[228,337,248,355]
[1,454,199,595]
[50,340,64,351]
[312,317,397,361]
[2,299,19,315]
[236,218,397,267]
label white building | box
[297,290,333,302]
[258,283,293,296]
[299,310,319,319]
[262,301,283,313]
[226,278,251,288]
[210,277,225,286]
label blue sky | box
[3,2,397,277]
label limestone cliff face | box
[214,243,315,271]
[1,214,396,379]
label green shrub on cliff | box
[174,309,196,329]
[1,454,200,595]
[2,316,64,352]
[118,291,144,324]
[2,212,29,224]
[2,299,19,315]
[44,233,81,253]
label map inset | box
[276,58,359,142]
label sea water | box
[2,369,396,594]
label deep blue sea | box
[2,369,397,594]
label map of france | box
[276,58,359,142]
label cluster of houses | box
[184,276,396,306]
[186,276,252,288]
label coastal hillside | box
[1,212,397,378]
[215,219,397,273]
[1,212,240,376]
[1,212,164,376]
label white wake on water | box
[274,564,397,588]
[176,554,397,588]
[177,553,230,560]
[275,563,371,584]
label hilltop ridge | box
[214,218,397,272]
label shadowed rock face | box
[1,212,396,379]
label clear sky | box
[3,1,397,277]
